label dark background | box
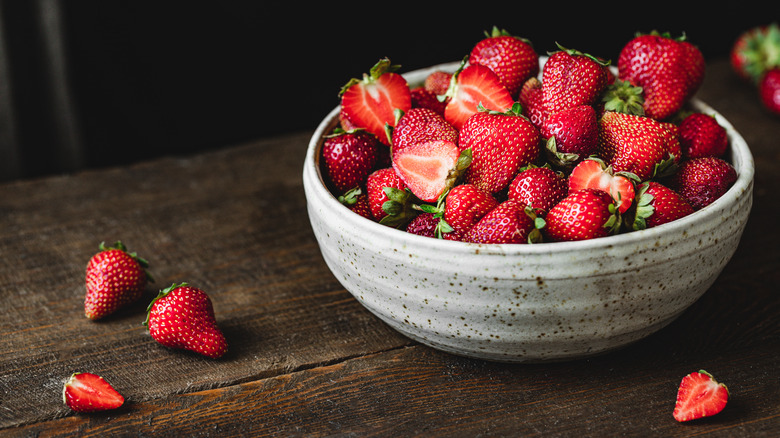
[0,2,770,180]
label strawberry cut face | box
[673,370,729,422]
[444,63,514,130]
[392,140,461,203]
[63,372,125,413]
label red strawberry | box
[392,138,466,203]
[144,283,228,359]
[391,107,459,156]
[545,188,621,242]
[442,61,515,130]
[366,167,408,221]
[617,31,705,120]
[678,112,728,159]
[463,199,544,244]
[673,370,729,422]
[85,241,153,320]
[410,87,447,115]
[507,165,567,216]
[442,183,499,236]
[759,67,780,115]
[468,26,539,98]
[338,186,374,221]
[339,58,411,144]
[598,111,678,181]
[424,70,453,96]
[63,372,124,413]
[405,211,462,240]
[321,129,380,194]
[459,103,541,195]
[567,158,638,214]
[518,76,547,129]
[730,23,780,84]
[631,181,694,230]
[540,104,599,168]
[541,44,611,117]
[668,157,737,210]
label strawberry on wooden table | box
[321,128,380,195]
[544,188,622,242]
[617,31,705,121]
[730,22,780,84]
[459,103,541,195]
[85,241,153,320]
[442,60,515,130]
[541,44,611,117]
[63,372,124,413]
[673,370,729,422]
[339,58,411,144]
[144,283,228,359]
[759,68,780,115]
[468,26,539,98]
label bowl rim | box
[304,61,755,255]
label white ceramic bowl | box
[302,61,755,362]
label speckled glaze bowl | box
[302,61,755,363]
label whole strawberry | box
[468,26,539,98]
[518,76,547,129]
[85,241,153,320]
[366,167,417,228]
[463,199,544,244]
[459,103,541,195]
[668,157,737,210]
[410,87,447,115]
[144,283,228,359]
[759,68,780,115]
[617,31,705,120]
[730,22,780,84]
[321,128,380,194]
[545,188,622,242]
[391,107,459,156]
[541,44,611,117]
[339,58,411,144]
[424,70,453,96]
[338,186,374,221]
[631,181,694,230]
[598,111,678,181]
[540,104,599,168]
[507,165,567,216]
[678,112,728,159]
[442,183,499,236]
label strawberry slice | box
[673,370,729,422]
[443,60,514,130]
[339,58,411,144]
[392,140,466,203]
[568,157,637,214]
[63,372,125,413]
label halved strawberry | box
[443,60,515,130]
[673,370,729,422]
[568,157,638,214]
[392,139,467,203]
[339,58,411,144]
[63,372,125,413]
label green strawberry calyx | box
[143,282,188,327]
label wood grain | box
[0,58,778,437]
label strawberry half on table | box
[673,370,729,422]
[63,372,125,413]
[144,283,228,359]
[85,241,153,320]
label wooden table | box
[1,58,778,437]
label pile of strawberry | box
[321,27,739,244]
